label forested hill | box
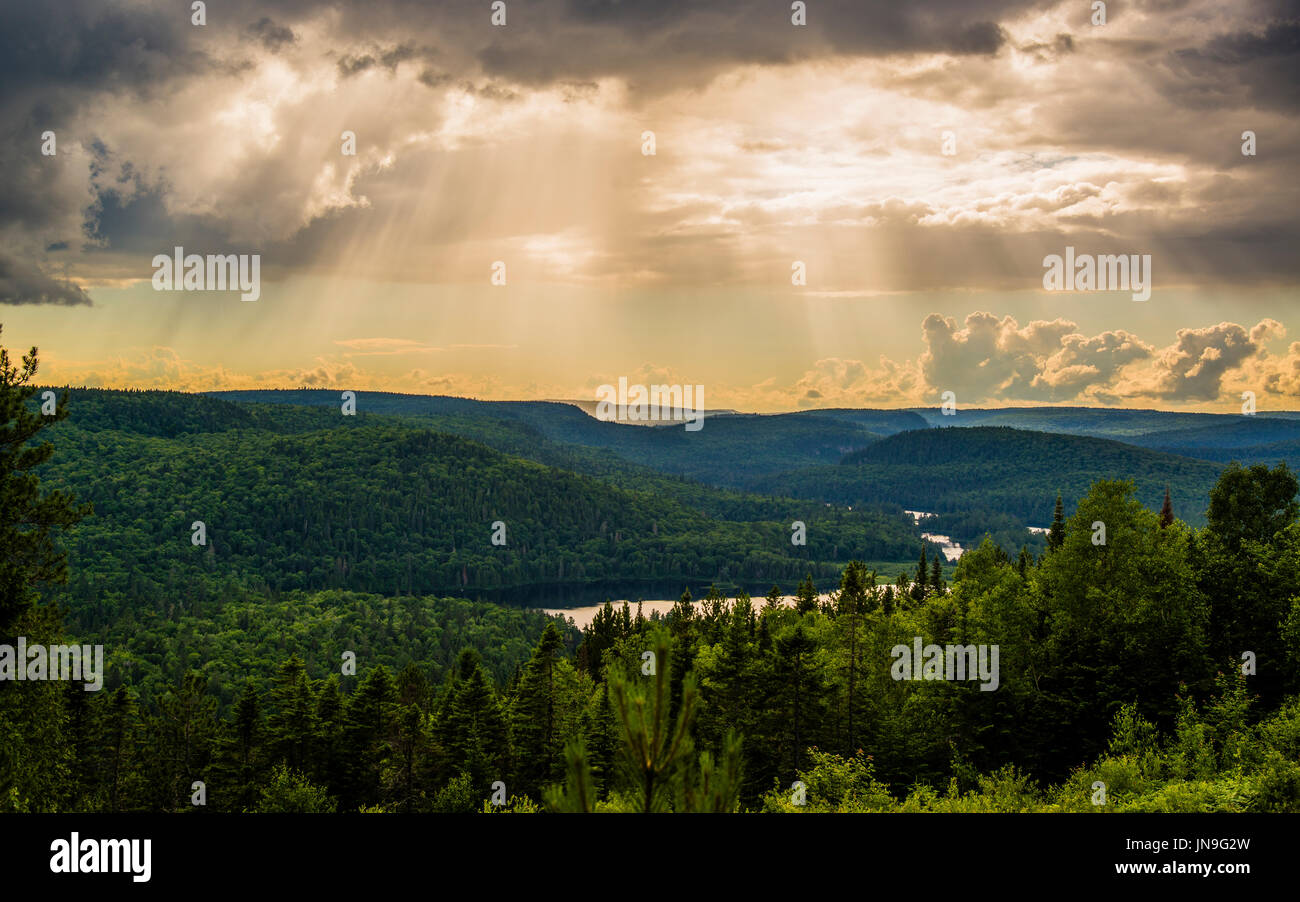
[1128,418,1300,465]
[204,389,926,488]
[905,404,1300,437]
[755,426,1225,527]
[34,389,929,626]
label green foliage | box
[4,366,1299,815]
[251,764,336,813]
[0,336,89,633]
[761,426,1227,530]
[546,630,742,812]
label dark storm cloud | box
[469,0,1024,86]
[84,180,251,259]
[1171,19,1300,110]
[337,43,434,78]
[1,0,1298,305]
[0,0,216,114]
[0,256,91,306]
[248,17,297,52]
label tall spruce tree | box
[264,656,317,774]
[772,624,828,777]
[340,665,396,810]
[510,621,566,797]
[836,561,869,756]
[1047,493,1066,551]
[446,653,511,792]
[794,574,818,614]
[214,682,263,812]
[913,546,929,600]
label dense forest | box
[757,426,1226,529]
[37,390,933,621]
[3,338,1299,813]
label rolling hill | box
[754,426,1228,530]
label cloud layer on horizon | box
[43,312,1300,411]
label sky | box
[1,0,1297,411]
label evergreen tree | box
[585,682,618,798]
[836,561,870,756]
[668,587,695,648]
[699,594,756,757]
[1047,493,1066,551]
[1160,485,1174,529]
[445,654,511,793]
[391,700,430,812]
[794,574,818,614]
[313,676,345,796]
[579,602,624,678]
[149,671,217,811]
[1016,545,1031,578]
[264,656,317,774]
[213,682,263,812]
[510,621,566,797]
[913,546,929,600]
[340,665,396,810]
[0,329,90,634]
[547,630,741,813]
[765,584,782,611]
[99,687,140,812]
[700,584,727,644]
[771,625,828,777]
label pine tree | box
[214,682,263,812]
[1048,493,1066,551]
[894,570,909,598]
[546,630,741,813]
[700,584,727,644]
[913,546,929,600]
[340,665,396,810]
[772,625,828,776]
[312,676,345,797]
[578,602,621,678]
[836,561,869,756]
[391,701,430,812]
[930,555,943,592]
[510,621,565,797]
[445,654,511,792]
[0,329,91,634]
[264,656,317,774]
[669,587,695,634]
[794,573,818,614]
[765,584,782,611]
[150,671,218,811]
[1160,485,1174,528]
[99,686,140,812]
[585,682,618,798]
[699,594,755,753]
